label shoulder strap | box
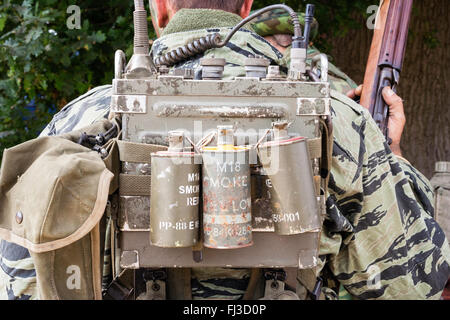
[243,268,264,300]
[296,268,326,300]
[166,268,192,300]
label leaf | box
[25,27,43,43]
[23,73,34,93]
[23,61,31,73]
[60,54,71,67]
[92,31,106,43]
[0,14,6,32]
[116,16,126,25]
[40,78,48,90]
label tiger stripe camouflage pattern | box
[40,85,112,137]
[1,8,449,300]
[0,241,37,300]
[251,8,319,39]
[317,90,449,299]
[191,268,251,300]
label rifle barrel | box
[393,0,413,70]
[360,0,391,110]
[361,0,414,141]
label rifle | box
[360,0,414,143]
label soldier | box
[1,0,449,300]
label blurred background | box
[0,0,448,178]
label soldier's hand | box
[382,86,405,157]
[346,84,363,100]
[347,85,405,157]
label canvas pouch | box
[0,120,117,299]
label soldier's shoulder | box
[329,89,382,143]
[41,85,112,137]
[153,28,284,63]
[329,89,386,166]
[330,89,368,119]
[153,28,284,80]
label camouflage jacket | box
[251,8,319,39]
[2,9,449,300]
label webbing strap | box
[117,140,167,163]
[243,269,263,300]
[166,268,192,300]
[295,118,333,302]
[119,174,151,196]
[103,139,120,194]
[296,269,326,300]
[294,122,331,301]
[307,137,322,159]
[313,175,321,196]
[118,139,319,162]
[320,117,333,185]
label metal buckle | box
[103,279,134,300]
[139,269,167,299]
[310,277,323,300]
[263,269,287,282]
[143,269,167,282]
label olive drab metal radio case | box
[109,2,331,282]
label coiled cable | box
[155,33,222,66]
[154,4,303,67]
[216,4,302,48]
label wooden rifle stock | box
[360,0,413,143]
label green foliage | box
[0,0,141,157]
[0,0,372,161]
[423,30,440,49]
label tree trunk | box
[326,0,450,178]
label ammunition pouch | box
[0,120,117,299]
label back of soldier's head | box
[168,0,245,14]
[149,0,252,36]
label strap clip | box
[264,269,287,282]
[103,278,134,300]
[143,269,167,282]
[310,277,323,300]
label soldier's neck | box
[161,8,248,37]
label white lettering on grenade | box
[159,220,199,230]
[272,212,301,223]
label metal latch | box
[264,269,287,283]
[137,269,167,300]
[103,278,134,300]
[310,277,323,300]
